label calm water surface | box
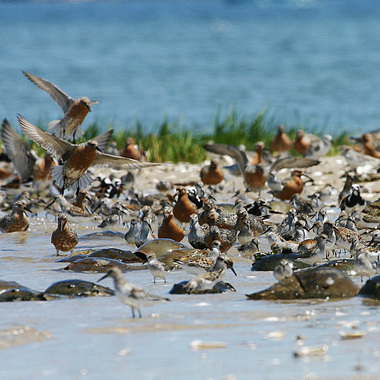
[1,0,380,135]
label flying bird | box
[17,115,158,195]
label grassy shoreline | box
[29,108,351,163]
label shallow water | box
[2,0,380,135]
[1,212,380,380]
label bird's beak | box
[230,267,237,276]
[98,272,110,282]
[96,146,103,153]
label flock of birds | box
[2,71,380,318]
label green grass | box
[9,108,352,163]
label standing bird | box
[0,201,31,233]
[272,169,313,201]
[23,71,99,143]
[362,133,380,159]
[98,267,170,318]
[340,184,366,214]
[157,210,185,242]
[145,253,173,283]
[120,137,143,161]
[124,219,139,245]
[51,213,78,256]
[200,160,224,185]
[17,115,158,195]
[292,130,311,155]
[173,187,197,223]
[271,125,291,155]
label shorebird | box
[271,125,291,155]
[203,143,319,195]
[124,219,139,245]
[200,160,224,185]
[17,115,157,195]
[237,237,260,256]
[145,253,173,283]
[292,130,312,155]
[297,234,328,265]
[340,184,366,214]
[272,169,313,201]
[338,172,354,204]
[1,118,37,182]
[120,137,143,161]
[354,251,374,282]
[273,259,293,282]
[362,133,380,159]
[183,256,234,294]
[188,213,208,250]
[157,210,185,242]
[173,187,197,223]
[0,201,31,233]
[304,134,332,158]
[23,71,99,143]
[98,267,170,318]
[134,217,155,248]
[51,213,78,255]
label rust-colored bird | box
[200,160,224,185]
[243,163,267,195]
[120,137,143,161]
[17,115,158,195]
[0,201,31,233]
[292,130,311,155]
[173,187,197,223]
[362,133,380,159]
[158,210,185,242]
[272,169,312,201]
[271,125,291,154]
[23,71,99,143]
[33,153,56,193]
[51,213,78,255]
[251,141,265,166]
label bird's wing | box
[1,118,37,181]
[92,130,113,152]
[23,71,74,114]
[269,156,320,173]
[17,115,75,159]
[203,143,248,173]
[93,152,160,170]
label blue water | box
[1,0,380,136]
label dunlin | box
[98,267,170,318]
[51,213,78,256]
[17,115,158,195]
[23,71,99,142]
[0,201,31,233]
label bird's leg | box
[131,308,135,318]
[138,309,142,318]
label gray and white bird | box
[145,253,173,283]
[98,267,170,318]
